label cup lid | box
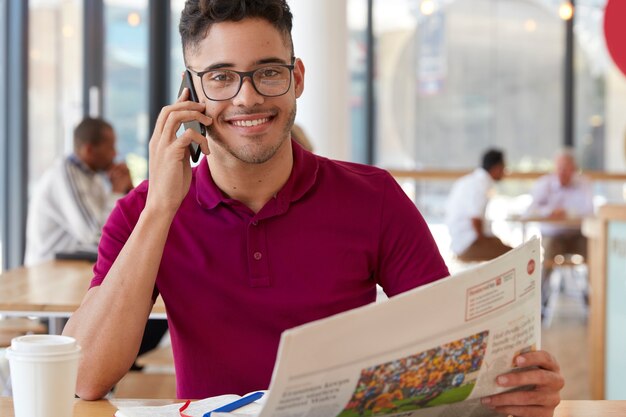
[10,335,79,354]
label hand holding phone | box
[178,70,207,163]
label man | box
[445,149,512,262]
[526,149,594,306]
[25,118,133,266]
[63,2,563,415]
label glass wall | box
[170,0,185,104]
[28,0,83,188]
[364,0,625,220]
[372,0,567,170]
[347,0,368,163]
[104,0,148,182]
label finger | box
[496,368,564,391]
[182,128,208,152]
[515,350,560,372]
[482,387,560,408]
[177,87,189,102]
[160,109,209,148]
[151,96,205,150]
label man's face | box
[490,163,505,181]
[184,18,304,165]
[556,154,576,186]
[90,127,117,171]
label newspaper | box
[115,238,540,417]
[253,238,541,417]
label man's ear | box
[293,58,305,98]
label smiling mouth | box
[230,117,272,127]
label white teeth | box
[231,118,269,127]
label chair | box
[542,253,588,327]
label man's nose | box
[232,77,264,107]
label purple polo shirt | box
[91,141,449,399]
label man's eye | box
[259,68,280,77]
[208,72,235,82]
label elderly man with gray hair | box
[526,148,594,312]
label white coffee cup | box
[6,335,81,417]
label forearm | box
[63,206,175,400]
[471,217,484,237]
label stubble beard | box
[207,104,297,164]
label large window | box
[170,0,185,104]
[364,0,626,218]
[28,0,82,188]
[373,0,568,170]
[104,0,148,182]
[348,0,369,163]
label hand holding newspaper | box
[116,238,541,417]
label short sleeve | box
[90,184,147,288]
[375,173,450,296]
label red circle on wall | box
[604,0,626,77]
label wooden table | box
[507,215,584,242]
[0,260,166,333]
[1,398,625,416]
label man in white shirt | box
[25,118,133,266]
[526,149,593,255]
[445,149,512,261]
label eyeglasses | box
[187,60,296,101]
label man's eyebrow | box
[197,57,291,72]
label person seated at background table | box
[24,117,167,367]
[24,117,134,266]
[63,2,564,416]
[525,148,594,305]
[445,148,512,262]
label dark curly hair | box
[481,149,505,171]
[179,0,294,58]
[74,117,113,151]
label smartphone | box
[178,70,206,163]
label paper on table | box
[114,391,267,417]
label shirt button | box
[251,220,258,226]
[253,252,262,260]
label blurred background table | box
[0,260,166,334]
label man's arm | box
[470,217,484,238]
[62,207,175,399]
[62,90,211,400]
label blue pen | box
[203,391,265,417]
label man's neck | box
[208,141,294,213]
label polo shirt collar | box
[195,140,319,214]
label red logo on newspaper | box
[495,277,502,286]
[527,259,536,275]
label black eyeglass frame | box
[187,58,297,102]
